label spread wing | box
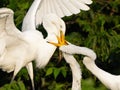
[36,0,92,25]
[0,8,26,55]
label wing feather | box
[57,0,72,16]
[0,8,26,50]
[52,0,64,17]
[78,0,93,4]
[36,0,92,26]
[70,0,90,11]
[61,0,80,14]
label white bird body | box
[0,0,93,89]
[0,30,49,72]
[0,7,64,90]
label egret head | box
[0,8,13,18]
[42,13,66,36]
[43,13,68,47]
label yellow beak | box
[49,30,68,47]
[48,30,68,62]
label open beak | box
[48,30,68,61]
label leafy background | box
[0,0,120,90]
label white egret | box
[60,44,120,90]
[0,0,93,89]
[0,8,65,90]
[20,0,93,89]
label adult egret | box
[20,0,93,89]
[0,0,93,89]
[0,8,65,90]
[60,44,120,90]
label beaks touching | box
[49,30,68,47]
[48,30,68,62]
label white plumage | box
[56,43,96,90]
[63,53,81,90]
[83,57,120,90]
[35,0,93,25]
[0,8,65,90]
[60,44,120,90]
[0,0,93,89]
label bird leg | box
[11,60,24,83]
[26,62,35,90]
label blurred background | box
[0,0,120,90]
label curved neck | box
[83,57,116,89]
[22,0,41,31]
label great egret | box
[0,8,65,90]
[21,0,93,89]
[0,0,93,89]
[60,44,120,90]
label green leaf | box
[53,68,60,79]
[45,68,53,76]
[17,81,26,90]
[61,67,67,78]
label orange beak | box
[48,30,68,62]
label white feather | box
[78,0,93,4]
[61,0,80,14]
[35,0,93,26]
[70,0,90,11]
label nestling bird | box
[60,44,120,90]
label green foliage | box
[0,80,26,90]
[45,66,67,79]
[82,78,107,90]
[7,0,32,28]
[0,0,120,90]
